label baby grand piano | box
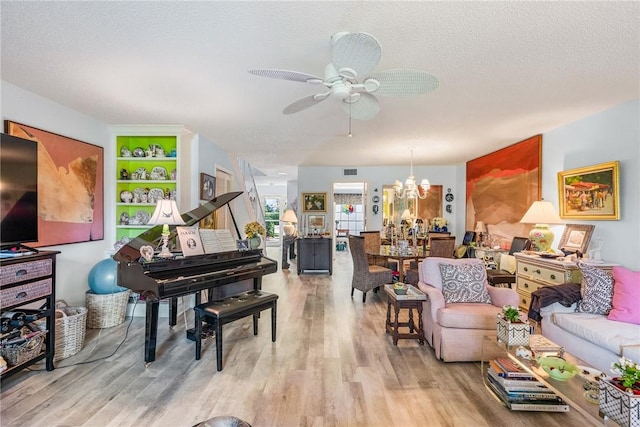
[113,191,278,363]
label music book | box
[176,226,205,256]
[199,229,237,254]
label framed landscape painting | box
[557,161,620,220]
[302,192,327,213]
[5,120,104,246]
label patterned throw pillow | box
[439,263,492,304]
[576,262,614,314]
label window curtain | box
[334,193,362,205]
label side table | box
[384,284,426,345]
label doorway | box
[263,195,282,247]
[333,182,367,236]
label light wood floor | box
[1,247,593,427]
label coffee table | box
[384,284,426,345]
[482,336,613,425]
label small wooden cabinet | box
[514,253,616,310]
[1,251,59,378]
[297,238,332,275]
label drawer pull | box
[535,269,541,274]
[16,291,27,299]
[523,267,528,272]
[550,274,556,280]
[16,269,27,277]
[524,283,529,288]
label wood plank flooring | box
[1,247,593,427]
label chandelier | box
[394,148,430,199]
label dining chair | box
[359,230,383,266]
[348,235,393,302]
[428,236,456,258]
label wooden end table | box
[384,284,426,345]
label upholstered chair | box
[417,257,520,362]
[348,235,393,302]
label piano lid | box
[113,191,243,263]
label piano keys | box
[113,191,278,363]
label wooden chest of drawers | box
[514,253,616,311]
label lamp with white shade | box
[148,199,186,258]
[281,209,298,236]
[519,200,563,252]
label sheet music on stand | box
[200,229,238,253]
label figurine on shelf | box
[120,169,129,180]
[120,212,129,225]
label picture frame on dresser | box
[557,224,595,254]
[557,161,620,220]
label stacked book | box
[487,357,569,412]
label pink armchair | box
[417,257,519,362]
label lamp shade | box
[149,199,186,226]
[281,209,298,224]
[520,200,562,225]
[401,209,412,220]
[475,221,487,233]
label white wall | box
[542,99,640,269]
[297,164,461,236]
[1,81,114,306]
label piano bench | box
[194,290,278,371]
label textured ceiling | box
[1,1,639,185]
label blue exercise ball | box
[88,258,126,294]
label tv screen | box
[1,133,39,247]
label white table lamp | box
[148,199,186,258]
[520,200,562,252]
[281,209,298,236]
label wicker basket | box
[1,332,45,366]
[86,290,130,329]
[54,304,88,361]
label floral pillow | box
[439,263,492,304]
[576,263,614,315]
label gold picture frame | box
[557,224,595,254]
[302,192,327,212]
[557,161,620,220]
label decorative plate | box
[133,147,145,157]
[445,193,454,202]
[151,166,168,180]
[148,188,165,204]
[372,195,380,203]
[135,167,148,179]
[120,190,133,203]
[134,210,151,225]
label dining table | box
[367,245,428,281]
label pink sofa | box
[417,257,520,362]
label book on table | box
[487,368,550,392]
[489,358,535,379]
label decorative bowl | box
[393,282,408,295]
[538,356,579,381]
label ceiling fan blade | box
[283,93,328,114]
[369,69,439,96]
[342,93,380,121]
[331,32,382,78]
[249,69,323,84]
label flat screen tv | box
[1,133,39,248]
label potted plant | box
[245,221,266,249]
[496,305,531,347]
[599,357,640,425]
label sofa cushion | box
[576,263,614,315]
[437,303,502,329]
[420,257,485,292]
[439,263,492,304]
[608,266,640,325]
[551,311,640,357]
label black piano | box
[113,191,278,363]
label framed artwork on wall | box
[308,214,325,230]
[557,161,620,220]
[557,224,595,254]
[5,120,104,247]
[466,135,541,242]
[200,173,216,200]
[302,192,327,212]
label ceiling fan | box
[249,32,439,120]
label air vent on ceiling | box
[343,168,358,176]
